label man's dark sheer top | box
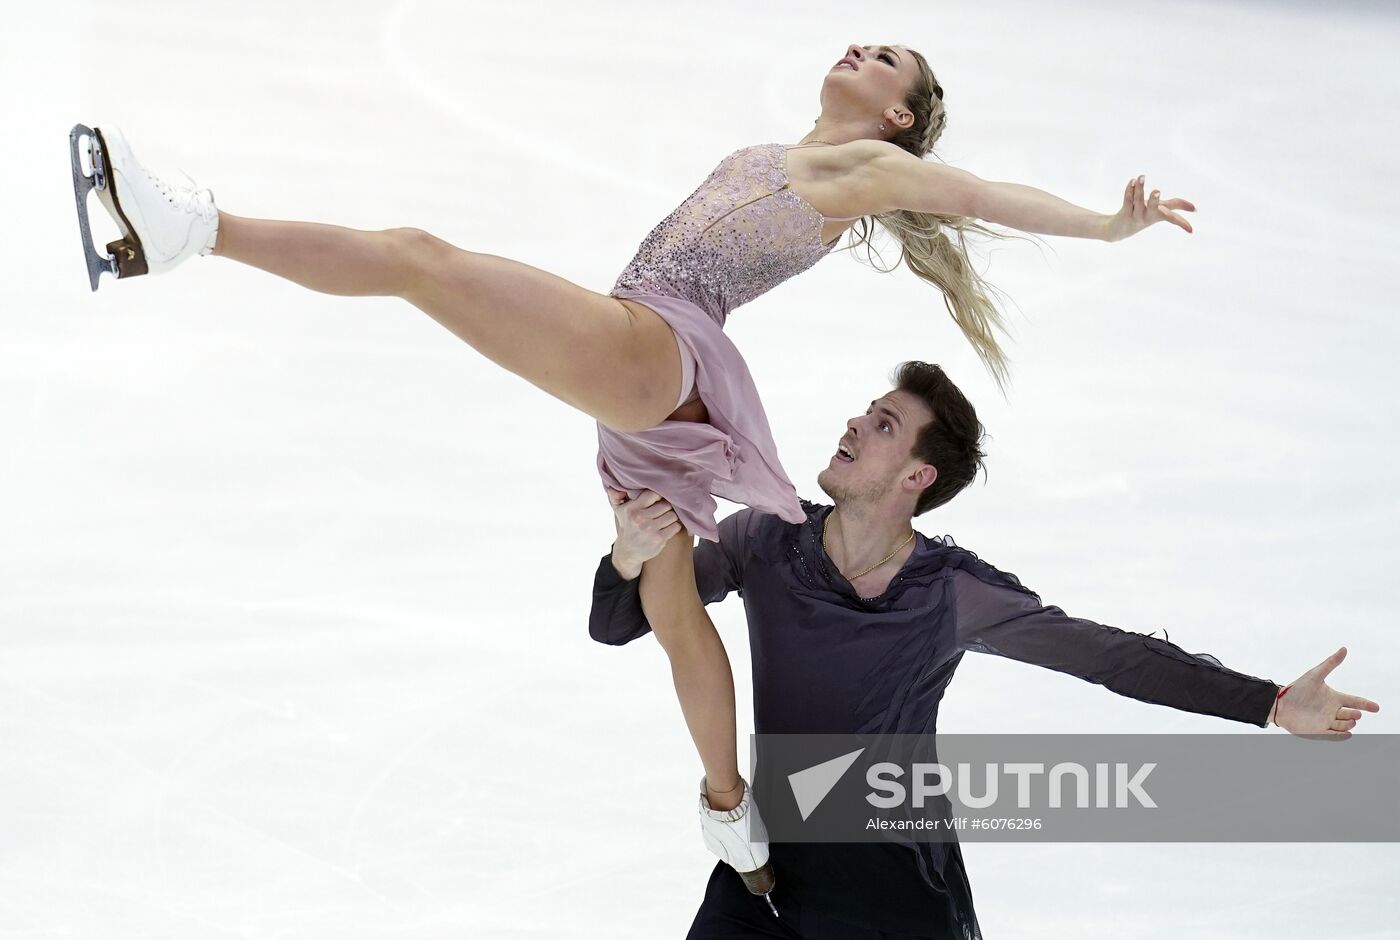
[588,500,1279,937]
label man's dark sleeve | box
[950,564,1280,727]
[588,508,756,646]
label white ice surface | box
[3,0,1398,936]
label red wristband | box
[1270,684,1291,726]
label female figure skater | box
[72,41,1194,899]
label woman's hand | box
[1274,646,1381,738]
[1102,174,1196,242]
[607,487,681,580]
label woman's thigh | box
[399,235,686,432]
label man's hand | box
[607,487,681,580]
[1274,646,1381,738]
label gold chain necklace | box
[822,516,916,582]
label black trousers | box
[686,862,931,940]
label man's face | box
[816,389,937,507]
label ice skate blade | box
[89,127,150,281]
[68,123,147,291]
[738,861,775,896]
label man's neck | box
[825,503,917,584]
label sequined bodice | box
[612,143,841,324]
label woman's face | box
[822,43,920,127]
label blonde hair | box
[844,49,1032,393]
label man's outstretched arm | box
[949,565,1281,727]
[588,490,754,646]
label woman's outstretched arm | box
[846,140,1196,241]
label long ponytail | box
[845,49,1036,393]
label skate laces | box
[147,166,217,224]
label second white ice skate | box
[68,124,219,290]
[699,776,779,916]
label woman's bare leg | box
[211,213,682,432]
[640,526,743,810]
[211,213,739,793]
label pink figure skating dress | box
[597,143,858,542]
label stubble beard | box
[817,467,892,508]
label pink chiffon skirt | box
[595,289,806,543]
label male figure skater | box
[588,361,1379,939]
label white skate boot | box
[68,123,219,291]
[699,776,780,917]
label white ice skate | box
[699,776,780,917]
[68,124,219,291]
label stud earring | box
[879,122,886,131]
